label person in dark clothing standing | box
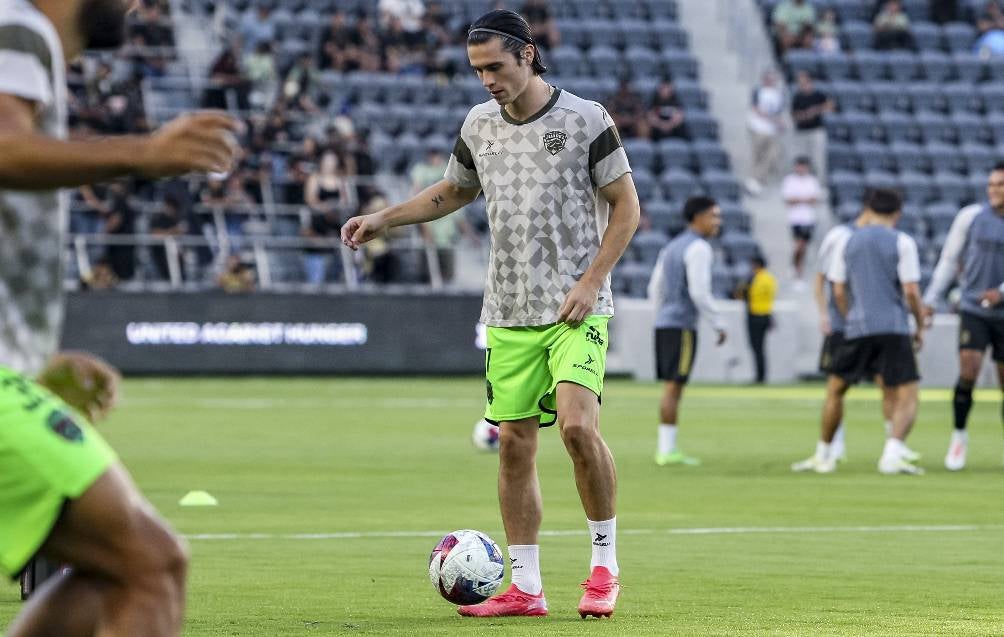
[102,181,137,281]
[742,255,777,384]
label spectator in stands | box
[129,0,174,49]
[203,44,249,110]
[101,181,137,282]
[81,258,119,291]
[421,1,453,49]
[352,17,385,72]
[781,156,822,281]
[76,184,110,235]
[772,0,816,53]
[646,79,686,141]
[379,0,425,45]
[610,79,650,140]
[280,53,321,113]
[980,1,1004,29]
[975,11,1004,58]
[239,1,276,54]
[411,149,478,284]
[382,14,425,74]
[217,254,256,293]
[521,0,560,50]
[301,151,351,285]
[319,11,359,72]
[873,0,916,50]
[790,71,833,181]
[150,196,188,282]
[745,70,786,196]
[813,9,841,54]
[243,42,277,108]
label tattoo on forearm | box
[432,194,445,209]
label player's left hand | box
[979,288,1002,308]
[558,279,599,327]
[36,352,121,423]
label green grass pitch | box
[3,378,1002,636]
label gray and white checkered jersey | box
[444,88,632,327]
[0,0,68,376]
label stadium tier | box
[63,0,761,298]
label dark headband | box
[467,27,531,46]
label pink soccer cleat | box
[578,566,620,618]
[457,584,548,617]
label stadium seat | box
[691,139,730,171]
[918,50,953,82]
[820,52,854,81]
[610,0,646,20]
[952,112,991,146]
[684,110,719,139]
[870,82,909,113]
[701,170,740,202]
[899,170,937,205]
[951,53,984,83]
[879,111,917,143]
[896,210,925,237]
[829,171,866,205]
[550,45,589,77]
[934,171,971,205]
[660,168,699,201]
[658,50,699,79]
[886,51,918,82]
[987,57,1004,83]
[925,141,968,174]
[890,141,929,173]
[646,0,678,21]
[587,46,622,77]
[631,230,668,266]
[719,203,751,233]
[645,200,685,236]
[632,168,659,201]
[977,84,1004,114]
[720,233,760,265]
[652,20,688,50]
[925,202,959,236]
[624,46,660,78]
[854,141,895,173]
[674,79,707,109]
[555,19,589,49]
[836,202,860,223]
[830,79,871,113]
[915,111,955,144]
[585,19,619,49]
[943,82,981,114]
[910,21,943,51]
[840,20,873,51]
[854,51,888,82]
[624,138,657,174]
[943,22,978,53]
[988,113,1004,145]
[827,142,860,172]
[865,170,899,192]
[785,50,820,78]
[907,82,947,113]
[657,138,693,171]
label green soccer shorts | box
[484,315,610,427]
[0,367,116,578]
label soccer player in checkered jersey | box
[0,0,237,634]
[342,9,639,619]
[923,162,1004,470]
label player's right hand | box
[819,315,831,336]
[913,330,924,352]
[341,212,388,250]
[921,304,935,327]
[136,112,240,178]
[36,352,121,423]
[716,329,727,346]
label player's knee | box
[558,415,598,453]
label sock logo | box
[593,533,610,547]
[510,557,522,570]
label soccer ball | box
[428,529,505,605]
[471,418,500,452]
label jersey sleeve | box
[816,227,840,275]
[923,204,980,305]
[443,110,481,189]
[586,102,631,189]
[826,233,849,283]
[897,232,921,284]
[0,23,53,106]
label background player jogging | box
[0,0,237,634]
[341,8,640,619]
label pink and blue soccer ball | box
[471,419,500,452]
[428,530,505,605]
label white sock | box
[951,429,968,443]
[507,545,542,595]
[883,438,906,460]
[815,440,832,461]
[833,423,846,446]
[884,420,893,437]
[658,423,677,455]
[587,517,619,576]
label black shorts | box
[656,328,698,384]
[791,224,815,242]
[830,333,920,387]
[818,331,845,374]
[959,311,1004,362]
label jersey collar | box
[500,87,562,126]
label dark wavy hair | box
[683,196,717,222]
[467,10,548,75]
[864,187,902,216]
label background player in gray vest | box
[793,188,926,475]
[648,196,726,467]
[923,162,1004,471]
[342,9,639,618]
[0,0,237,635]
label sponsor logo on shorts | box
[585,326,605,346]
[573,354,598,376]
[47,410,83,443]
[960,329,971,345]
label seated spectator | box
[610,79,650,140]
[975,19,1004,58]
[280,53,321,113]
[813,9,841,54]
[319,11,359,71]
[239,1,276,54]
[381,15,425,74]
[301,151,351,285]
[243,42,277,108]
[646,80,686,141]
[352,17,384,72]
[772,0,816,53]
[150,196,188,282]
[217,254,256,293]
[129,0,174,48]
[873,0,915,50]
[203,45,249,110]
[521,0,560,50]
[981,1,1004,30]
[379,0,425,45]
[101,181,137,282]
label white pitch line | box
[183,524,1002,541]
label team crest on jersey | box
[543,130,567,155]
